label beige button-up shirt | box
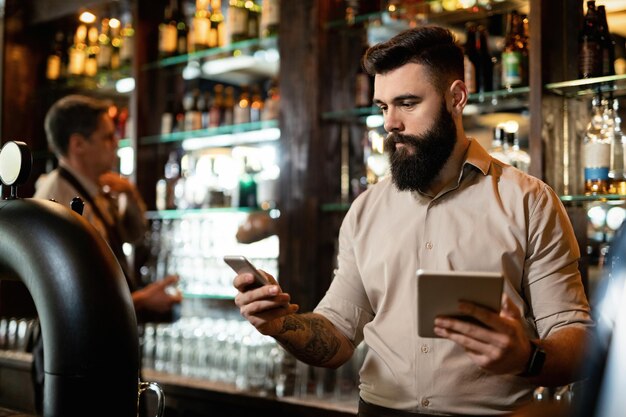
[315,139,593,415]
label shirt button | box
[425,241,433,250]
[420,344,430,353]
[421,399,430,407]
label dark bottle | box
[477,25,494,93]
[174,0,188,56]
[501,11,526,89]
[578,0,602,79]
[238,157,258,208]
[597,5,616,77]
[209,84,224,128]
[159,0,178,58]
[155,151,181,211]
[463,24,479,94]
[46,31,66,81]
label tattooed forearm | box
[275,313,342,366]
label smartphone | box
[223,255,270,289]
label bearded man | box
[232,26,593,417]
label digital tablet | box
[416,269,504,338]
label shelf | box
[139,120,280,148]
[144,36,279,84]
[320,203,351,213]
[48,66,133,96]
[182,292,235,300]
[325,0,528,30]
[145,207,266,220]
[560,194,626,203]
[321,86,530,123]
[545,74,626,99]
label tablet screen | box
[416,269,503,338]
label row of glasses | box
[0,317,37,352]
[141,215,279,296]
[142,317,366,401]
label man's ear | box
[67,133,87,155]
[448,80,468,115]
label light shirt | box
[314,139,593,415]
[33,161,146,246]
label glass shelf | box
[182,292,235,300]
[545,74,626,98]
[321,203,351,212]
[143,36,278,70]
[139,120,279,147]
[321,86,530,122]
[48,66,133,96]
[145,207,265,220]
[325,0,528,29]
[560,194,626,204]
[118,138,132,148]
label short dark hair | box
[362,26,464,93]
[44,95,111,156]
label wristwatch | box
[519,340,546,377]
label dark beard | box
[384,101,457,192]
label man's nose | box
[383,108,404,133]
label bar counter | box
[0,350,357,417]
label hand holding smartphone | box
[224,255,270,289]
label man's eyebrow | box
[373,94,421,105]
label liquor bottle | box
[501,11,526,89]
[119,11,135,67]
[578,0,602,79]
[506,131,531,173]
[159,0,178,58]
[238,157,258,208]
[97,18,113,71]
[608,98,626,194]
[183,89,203,131]
[233,86,251,124]
[197,91,209,129]
[46,31,66,81]
[109,17,122,70]
[161,99,175,135]
[463,24,479,94]
[260,0,279,38]
[262,79,280,121]
[193,0,211,51]
[246,0,261,40]
[583,95,611,195]
[209,84,224,127]
[175,0,188,55]
[488,127,511,164]
[477,26,494,93]
[223,85,235,125]
[597,5,616,77]
[155,151,181,210]
[84,26,100,77]
[249,85,264,123]
[209,0,226,47]
[68,24,88,77]
[227,0,249,43]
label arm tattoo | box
[275,314,341,366]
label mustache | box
[385,132,420,149]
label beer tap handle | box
[70,197,85,215]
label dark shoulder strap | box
[57,167,136,290]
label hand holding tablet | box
[416,269,504,338]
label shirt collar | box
[58,159,100,197]
[462,138,491,176]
